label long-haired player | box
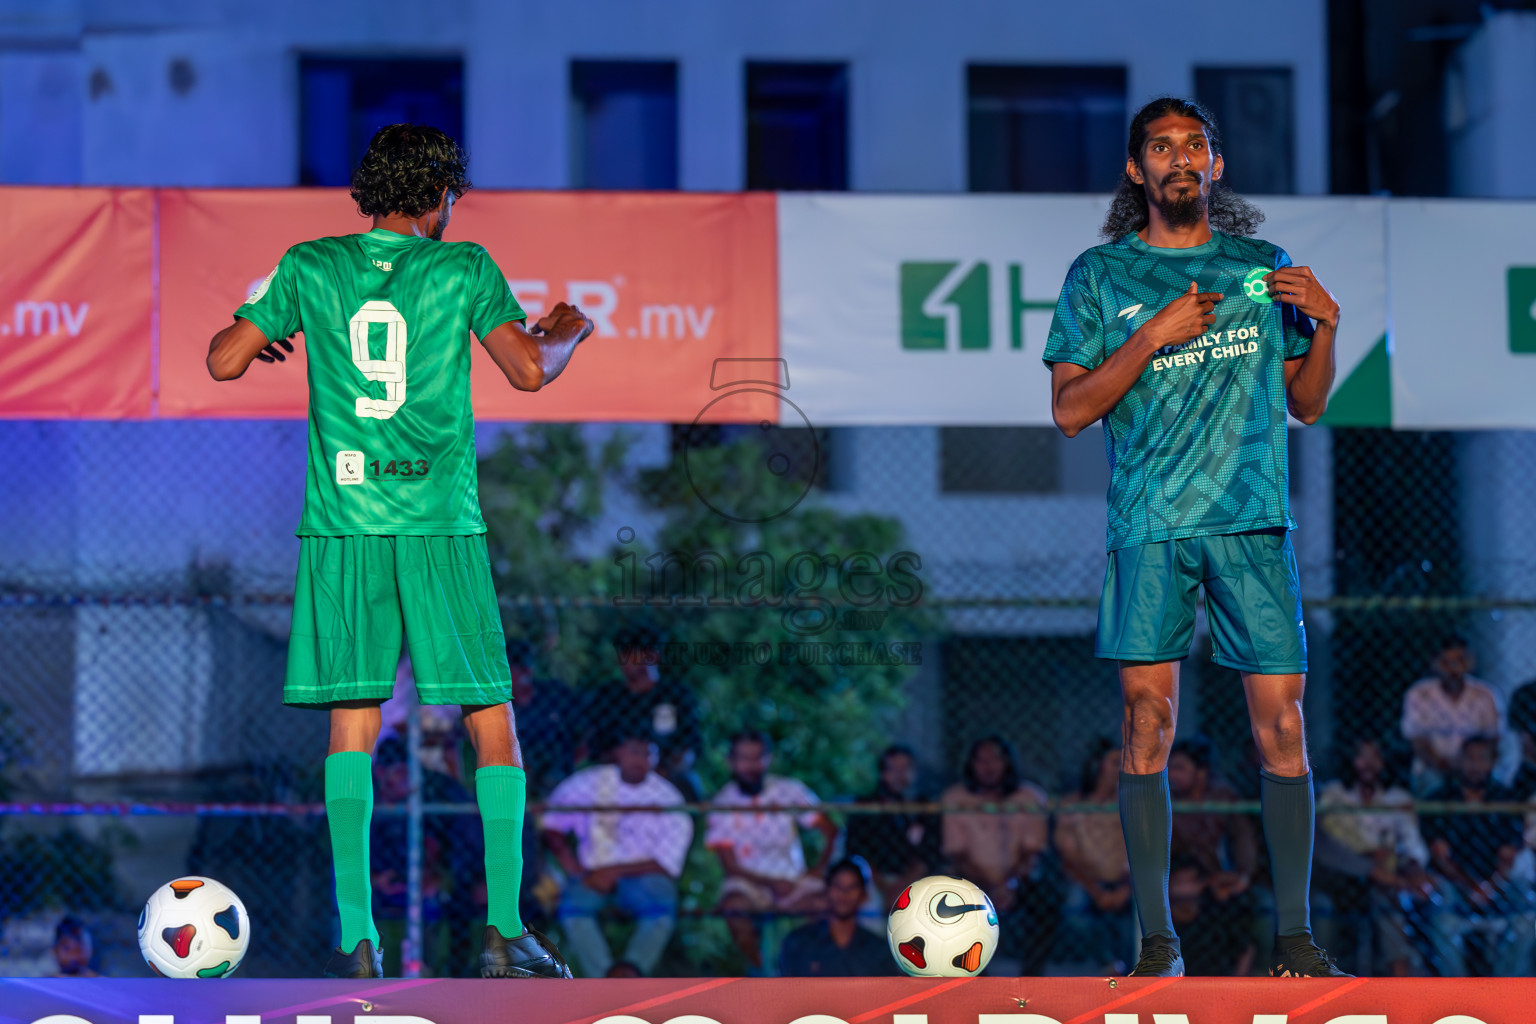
[1044,97,1345,978]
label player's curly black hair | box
[1100,96,1265,241]
[349,123,471,219]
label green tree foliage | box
[478,425,932,801]
[478,424,631,686]
[632,438,932,801]
[479,425,933,971]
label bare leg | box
[1242,673,1309,775]
[329,699,385,754]
[1120,661,1180,773]
[721,893,761,968]
[461,702,523,768]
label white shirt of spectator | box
[541,765,693,878]
[705,775,821,880]
[1317,779,1429,866]
[1400,675,1503,767]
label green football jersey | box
[234,228,525,536]
[1042,231,1313,551]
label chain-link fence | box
[4,419,1536,979]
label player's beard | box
[1153,176,1207,229]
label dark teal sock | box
[325,751,379,952]
[477,765,527,938]
[1120,770,1175,939]
[1261,768,1315,938]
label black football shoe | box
[1270,933,1352,977]
[1128,934,1185,977]
[480,925,574,979]
[324,938,384,979]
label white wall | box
[0,0,1329,192]
[1448,12,1536,200]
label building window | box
[940,426,1060,494]
[1194,67,1295,195]
[968,65,1126,193]
[745,62,848,190]
[570,61,678,189]
[299,57,464,187]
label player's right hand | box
[1142,281,1222,351]
[254,334,295,364]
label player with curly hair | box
[206,123,590,979]
[1043,97,1345,979]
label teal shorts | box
[1096,528,1307,675]
[284,534,512,708]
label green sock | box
[325,751,379,952]
[477,765,527,937]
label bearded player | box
[206,124,591,979]
[1044,98,1346,978]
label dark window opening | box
[1194,67,1295,195]
[570,61,678,190]
[300,57,464,187]
[746,62,848,191]
[968,65,1126,193]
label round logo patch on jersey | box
[247,267,278,304]
[1242,267,1274,305]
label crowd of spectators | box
[368,629,1536,980]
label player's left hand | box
[254,334,296,364]
[534,301,594,342]
[1264,267,1340,328]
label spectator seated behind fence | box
[540,727,692,978]
[1314,736,1428,976]
[506,640,578,801]
[1053,737,1132,974]
[377,658,469,781]
[50,916,98,978]
[941,735,1052,974]
[583,627,703,801]
[371,738,485,976]
[707,730,839,971]
[1167,856,1257,977]
[1419,734,1536,977]
[1167,736,1258,904]
[1505,676,1536,797]
[845,744,942,908]
[1401,636,1502,796]
[777,857,900,977]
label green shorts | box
[284,534,512,708]
[1096,528,1307,675]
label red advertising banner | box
[0,188,154,418]
[156,189,779,422]
[156,188,372,419]
[0,976,1527,1024]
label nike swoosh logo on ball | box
[934,894,987,919]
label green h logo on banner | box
[1509,267,1536,354]
[899,261,1054,351]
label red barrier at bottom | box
[0,977,1528,1024]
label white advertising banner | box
[778,194,1388,426]
[1389,199,1536,429]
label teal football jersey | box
[1043,231,1313,551]
[234,229,525,536]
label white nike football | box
[886,874,999,977]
